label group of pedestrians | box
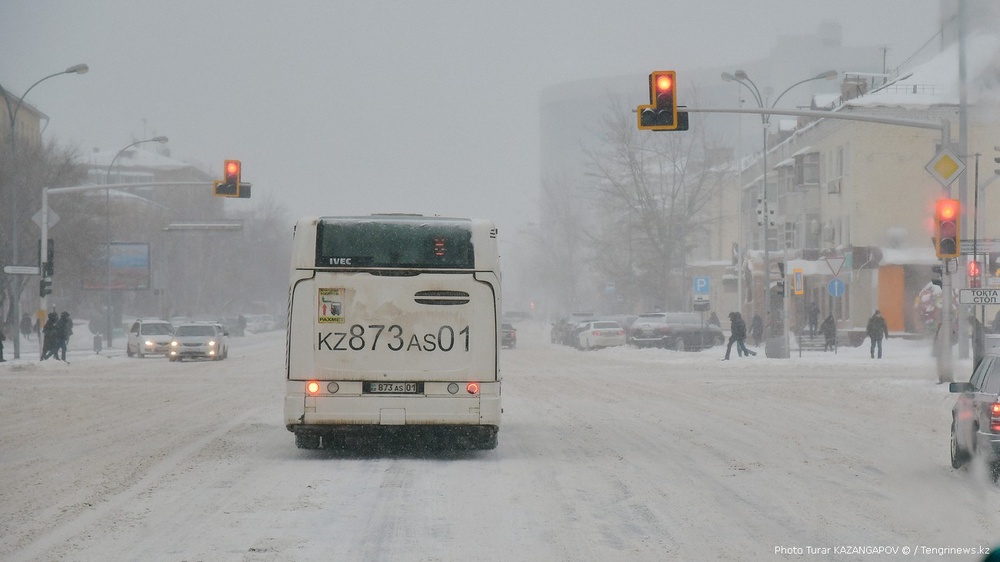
[716,305,890,360]
[41,311,73,362]
[0,311,72,363]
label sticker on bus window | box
[318,288,345,323]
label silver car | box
[168,323,228,362]
[126,319,175,358]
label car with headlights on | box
[576,320,626,350]
[168,323,228,362]
[126,319,175,358]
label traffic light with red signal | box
[637,71,688,131]
[214,159,250,198]
[968,260,982,288]
[935,198,960,259]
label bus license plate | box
[367,382,419,394]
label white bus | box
[284,215,502,450]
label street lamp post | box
[0,64,88,359]
[103,136,168,347]
[722,69,837,358]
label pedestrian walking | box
[820,314,837,352]
[749,314,763,347]
[724,312,756,360]
[866,310,889,359]
[41,312,60,361]
[0,325,7,362]
[807,302,820,337]
[20,312,33,341]
[56,311,73,362]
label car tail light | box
[593,330,602,336]
[991,402,1000,433]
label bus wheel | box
[295,433,321,449]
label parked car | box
[576,320,626,350]
[501,323,517,349]
[550,312,598,345]
[168,323,228,362]
[126,319,175,358]
[949,351,1000,470]
[629,312,724,351]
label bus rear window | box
[315,218,475,269]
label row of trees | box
[526,98,729,318]
[0,139,293,336]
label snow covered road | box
[2,324,999,561]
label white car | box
[576,320,627,350]
[126,319,175,358]
[168,323,228,362]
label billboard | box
[82,242,151,290]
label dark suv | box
[629,312,724,351]
[950,352,1000,470]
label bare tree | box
[583,98,726,312]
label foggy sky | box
[0,1,940,235]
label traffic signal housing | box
[215,160,245,198]
[935,198,960,259]
[39,277,52,297]
[638,71,687,131]
[224,159,241,186]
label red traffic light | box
[655,73,673,94]
[937,198,958,220]
[638,70,679,131]
[934,198,960,259]
[224,159,241,185]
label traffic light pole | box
[939,258,954,383]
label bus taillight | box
[307,381,321,395]
[466,382,480,395]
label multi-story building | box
[721,31,1000,345]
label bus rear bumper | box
[284,380,501,449]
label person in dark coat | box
[820,314,837,352]
[724,312,756,360]
[866,310,889,359]
[20,312,33,341]
[707,312,720,328]
[0,325,6,362]
[749,314,764,347]
[41,312,60,361]
[807,302,820,337]
[56,311,73,362]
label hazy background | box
[0,1,941,235]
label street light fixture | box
[0,63,88,359]
[103,136,169,348]
[722,69,837,358]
